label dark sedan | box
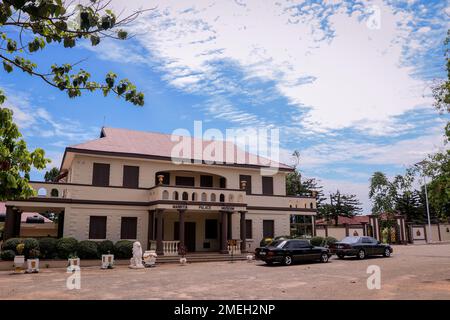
[329,236,393,259]
[255,239,331,265]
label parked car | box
[329,236,393,259]
[255,239,331,265]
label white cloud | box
[107,0,444,135]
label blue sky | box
[1,0,449,213]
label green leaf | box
[3,61,13,73]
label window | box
[89,216,107,239]
[155,172,170,185]
[262,176,274,195]
[239,175,252,194]
[290,215,313,238]
[123,165,139,188]
[219,194,225,202]
[219,177,226,188]
[121,217,137,239]
[200,175,213,188]
[205,219,218,239]
[245,220,253,239]
[263,220,274,238]
[92,163,110,186]
[175,176,195,186]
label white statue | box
[129,241,144,269]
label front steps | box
[156,253,249,264]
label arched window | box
[238,195,243,203]
[173,191,179,200]
[50,188,59,197]
[162,190,169,200]
[228,194,234,202]
[182,192,189,201]
[210,193,216,202]
[310,202,314,209]
[192,192,197,201]
[37,188,47,197]
[219,194,225,202]
[201,192,207,201]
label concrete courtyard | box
[1,243,449,300]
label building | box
[3,127,317,255]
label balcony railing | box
[149,185,247,204]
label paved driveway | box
[1,244,450,299]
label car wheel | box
[357,249,366,260]
[282,255,293,266]
[320,253,329,263]
[383,248,391,257]
[337,254,345,259]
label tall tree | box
[44,167,59,182]
[320,190,362,225]
[369,172,398,215]
[0,104,49,200]
[0,0,146,105]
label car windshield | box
[267,240,286,248]
[340,236,361,244]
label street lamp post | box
[415,161,432,243]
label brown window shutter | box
[262,176,274,195]
[263,220,274,238]
[89,216,107,239]
[200,175,213,188]
[121,217,137,239]
[92,163,110,186]
[123,166,139,188]
[245,220,253,239]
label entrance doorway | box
[174,222,196,252]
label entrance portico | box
[147,202,247,256]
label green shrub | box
[0,250,15,261]
[38,238,58,259]
[77,240,98,259]
[56,237,78,259]
[310,236,324,247]
[114,240,133,259]
[98,240,114,255]
[324,236,338,246]
[22,238,39,258]
[2,238,21,253]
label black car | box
[329,236,393,259]
[255,239,332,265]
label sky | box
[1,0,449,213]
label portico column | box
[3,206,15,240]
[156,209,164,255]
[220,211,229,254]
[239,211,247,253]
[178,209,186,250]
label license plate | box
[259,252,266,255]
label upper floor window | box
[89,216,107,239]
[123,165,139,188]
[239,175,252,195]
[92,163,110,187]
[219,177,226,188]
[262,176,274,195]
[200,175,213,188]
[176,176,195,186]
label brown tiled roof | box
[67,127,294,170]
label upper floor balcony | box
[26,181,316,211]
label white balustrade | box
[227,240,242,255]
[149,240,180,256]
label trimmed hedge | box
[22,238,39,258]
[310,236,324,247]
[98,240,114,255]
[38,238,58,259]
[0,250,15,261]
[114,240,133,259]
[324,236,338,246]
[2,238,22,253]
[56,237,78,259]
[77,240,98,259]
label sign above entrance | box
[172,204,187,209]
[221,206,235,211]
[199,205,211,210]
